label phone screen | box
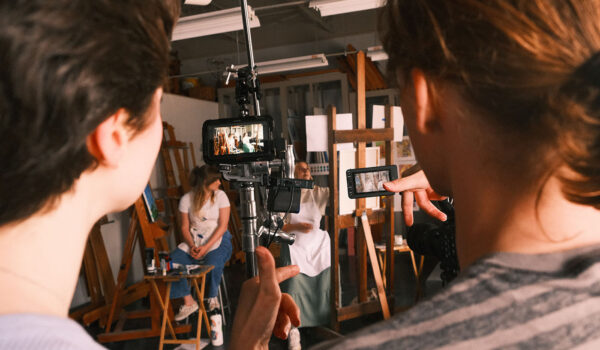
[346,165,398,199]
[354,170,391,193]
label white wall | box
[150,93,218,188]
[71,94,218,308]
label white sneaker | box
[288,327,301,350]
[206,297,220,312]
[174,301,199,321]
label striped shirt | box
[313,244,600,349]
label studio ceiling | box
[172,0,383,82]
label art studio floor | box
[93,248,443,350]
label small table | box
[145,265,214,350]
[375,241,424,300]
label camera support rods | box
[239,183,259,277]
[238,0,261,279]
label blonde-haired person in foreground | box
[230,0,600,349]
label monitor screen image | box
[209,123,265,156]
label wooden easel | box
[73,216,156,331]
[328,51,396,330]
[91,194,192,343]
[221,180,245,263]
[78,211,145,329]
[188,141,198,169]
[161,122,192,244]
[70,216,114,325]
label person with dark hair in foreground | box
[0,1,180,348]
[0,1,300,348]
[229,0,600,349]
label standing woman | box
[280,161,330,350]
[170,165,232,321]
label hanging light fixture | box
[367,46,389,61]
[183,0,212,5]
[172,6,260,41]
[309,0,385,17]
[229,54,329,76]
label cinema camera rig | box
[201,1,313,278]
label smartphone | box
[346,165,398,199]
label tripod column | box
[239,183,259,277]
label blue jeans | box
[170,231,232,299]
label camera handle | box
[258,214,296,246]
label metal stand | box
[223,4,301,279]
[239,1,260,278]
[240,0,260,115]
[239,183,259,277]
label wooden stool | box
[145,265,214,350]
[375,241,424,301]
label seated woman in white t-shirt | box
[170,165,232,321]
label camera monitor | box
[203,116,275,164]
[346,165,398,199]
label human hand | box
[191,245,208,260]
[383,169,447,226]
[230,247,301,350]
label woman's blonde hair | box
[381,0,600,208]
[189,165,221,213]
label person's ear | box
[411,69,440,134]
[86,109,130,167]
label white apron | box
[287,196,331,277]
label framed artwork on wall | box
[395,136,416,164]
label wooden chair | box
[374,241,424,301]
